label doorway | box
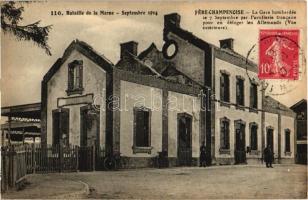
[52,108,69,146]
[177,113,192,166]
[266,128,274,152]
[79,105,100,171]
[80,105,100,147]
[235,121,246,164]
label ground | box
[2,164,307,199]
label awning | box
[1,103,41,119]
[1,103,42,143]
[1,121,41,133]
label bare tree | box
[1,1,52,55]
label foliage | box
[1,1,52,55]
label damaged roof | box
[138,43,175,74]
[116,48,202,88]
[163,15,257,72]
[115,50,161,77]
[263,96,296,117]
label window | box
[133,107,151,153]
[250,123,258,150]
[52,108,69,146]
[67,60,83,95]
[220,72,230,102]
[297,111,306,120]
[285,129,291,153]
[220,117,230,150]
[266,127,274,153]
[236,77,244,106]
[73,65,80,89]
[250,83,258,109]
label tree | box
[1,1,52,55]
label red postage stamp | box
[258,29,299,80]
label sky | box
[1,1,307,108]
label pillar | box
[8,116,11,146]
[1,129,4,146]
[22,128,25,144]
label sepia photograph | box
[1,1,307,199]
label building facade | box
[41,39,205,167]
[291,99,307,164]
[40,13,296,168]
[139,13,296,165]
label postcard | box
[1,1,307,199]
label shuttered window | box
[236,78,244,106]
[220,118,230,149]
[220,73,230,102]
[67,60,83,95]
[250,83,258,109]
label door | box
[80,106,100,147]
[266,128,274,153]
[235,122,246,164]
[52,108,69,146]
[79,106,100,171]
[177,113,192,166]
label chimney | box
[164,13,181,28]
[120,41,138,59]
[219,38,234,50]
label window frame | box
[219,117,230,154]
[66,60,84,96]
[236,76,245,107]
[52,108,70,147]
[249,122,258,152]
[285,129,291,154]
[220,70,230,105]
[132,106,152,154]
[250,83,258,110]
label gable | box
[46,49,109,101]
[43,39,113,84]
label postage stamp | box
[258,29,299,80]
